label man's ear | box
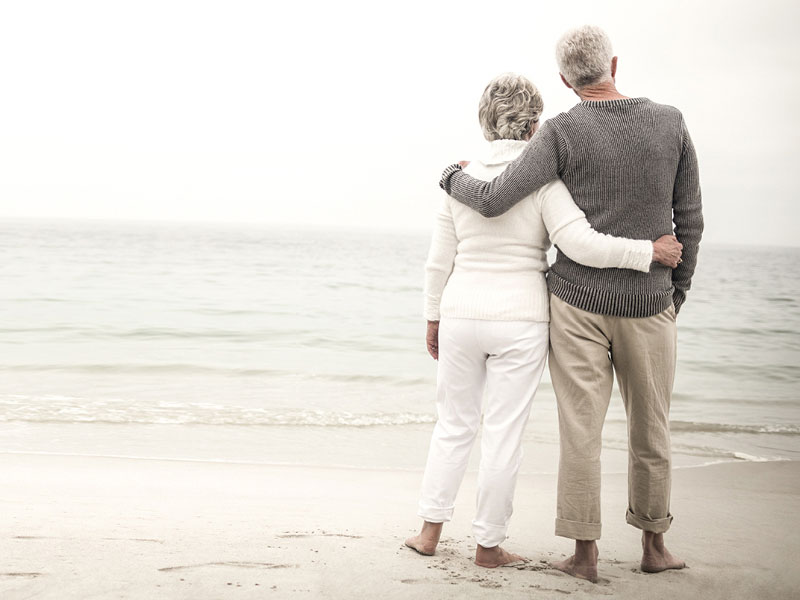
[611,56,618,79]
[559,73,573,89]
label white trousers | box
[417,318,549,548]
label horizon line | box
[1,215,798,249]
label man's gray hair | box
[478,73,544,142]
[555,25,614,89]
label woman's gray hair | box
[555,25,614,89]
[478,73,544,142]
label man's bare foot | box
[474,544,526,568]
[551,539,599,583]
[641,532,685,573]
[404,521,443,556]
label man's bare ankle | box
[639,531,686,573]
[551,541,599,583]
[574,539,599,564]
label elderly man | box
[439,26,703,582]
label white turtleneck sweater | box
[424,139,653,322]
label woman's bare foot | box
[551,540,599,583]
[474,544,526,568]
[404,521,443,556]
[641,532,686,573]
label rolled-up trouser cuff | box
[472,520,507,548]
[417,503,454,524]
[555,517,601,541]
[626,509,673,533]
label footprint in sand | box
[399,578,451,586]
[13,535,163,544]
[277,532,363,539]
[158,562,298,572]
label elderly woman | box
[405,73,682,567]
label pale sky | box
[1,0,798,246]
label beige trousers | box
[548,294,677,540]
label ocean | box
[1,219,798,475]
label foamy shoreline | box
[2,453,798,599]
[0,448,789,472]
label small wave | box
[732,452,772,462]
[323,281,375,291]
[0,325,319,343]
[605,419,800,435]
[187,308,265,317]
[4,297,69,304]
[0,365,431,387]
[0,398,436,428]
[0,363,291,376]
[670,445,792,464]
[669,393,799,407]
[679,325,799,336]
[672,456,791,469]
[682,362,800,383]
[0,325,83,335]
[0,450,429,472]
[308,372,430,386]
[669,421,800,435]
[299,336,405,354]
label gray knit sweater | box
[440,97,703,317]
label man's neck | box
[576,80,629,102]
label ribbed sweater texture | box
[440,98,704,317]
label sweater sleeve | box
[439,120,563,218]
[423,196,458,321]
[671,117,704,313]
[539,180,653,272]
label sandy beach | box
[1,453,798,599]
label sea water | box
[1,219,798,474]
